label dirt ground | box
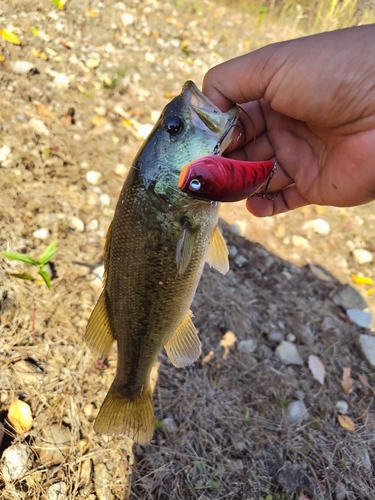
[1,1,375,499]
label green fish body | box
[86,81,238,444]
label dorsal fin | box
[164,311,201,367]
[85,291,116,358]
[206,225,229,275]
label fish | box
[85,81,238,444]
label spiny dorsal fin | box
[85,290,115,358]
[94,382,154,444]
[206,225,229,275]
[176,225,198,276]
[164,311,201,367]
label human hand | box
[202,25,375,216]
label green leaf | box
[154,420,162,430]
[2,252,38,266]
[38,240,58,266]
[38,269,52,289]
[10,273,35,281]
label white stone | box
[10,61,36,75]
[121,13,134,25]
[335,400,349,415]
[100,194,111,207]
[346,308,372,329]
[54,73,70,89]
[87,219,99,231]
[145,52,156,63]
[47,482,68,500]
[33,228,49,239]
[301,218,330,235]
[68,216,85,232]
[115,163,127,177]
[291,235,309,248]
[286,333,296,342]
[162,417,178,433]
[286,401,308,424]
[359,334,375,367]
[275,341,303,365]
[30,118,50,135]
[91,264,104,289]
[267,331,284,343]
[86,171,102,185]
[0,146,11,156]
[137,124,153,140]
[2,444,31,481]
[238,339,257,354]
[353,249,373,264]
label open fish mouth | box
[181,81,238,155]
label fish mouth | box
[182,81,238,154]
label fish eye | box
[164,116,184,136]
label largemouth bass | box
[86,81,238,444]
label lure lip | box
[178,155,276,203]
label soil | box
[1,1,375,499]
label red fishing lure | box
[178,154,276,202]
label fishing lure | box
[178,154,276,203]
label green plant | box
[1,240,58,289]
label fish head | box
[135,81,238,204]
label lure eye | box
[189,179,201,191]
[164,116,184,136]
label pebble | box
[335,482,348,500]
[87,219,99,231]
[114,163,128,177]
[100,193,111,207]
[228,221,246,237]
[13,359,43,384]
[286,333,296,342]
[47,482,68,500]
[291,235,309,247]
[10,61,36,75]
[0,145,11,157]
[86,59,100,69]
[2,444,31,481]
[353,248,373,264]
[238,339,257,354]
[275,341,303,366]
[35,425,71,465]
[30,118,50,135]
[301,218,330,235]
[94,463,114,500]
[162,417,178,433]
[285,401,308,424]
[33,227,49,239]
[121,13,134,25]
[234,254,248,267]
[68,216,85,233]
[137,123,153,140]
[359,334,375,367]
[346,308,372,328]
[335,400,349,415]
[267,331,284,344]
[91,264,104,289]
[86,171,102,185]
[54,73,70,89]
[332,284,368,311]
[228,245,238,258]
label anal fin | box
[164,311,201,367]
[85,290,115,358]
[206,225,229,275]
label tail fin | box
[94,383,154,444]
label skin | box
[202,25,375,216]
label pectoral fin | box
[85,290,115,358]
[176,223,198,276]
[164,311,201,367]
[206,225,229,275]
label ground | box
[1,1,375,499]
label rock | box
[335,482,348,500]
[162,417,178,433]
[2,444,31,481]
[86,59,100,69]
[47,482,68,500]
[121,13,134,25]
[137,123,153,140]
[228,221,246,236]
[359,334,375,367]
[301,218,330,235]
[94,463,114,500]
[86,171,102,185]
[286,333,296,342]
[286,401,308,424]
[100,193,111,207]
[332,284,368,311]
[355,449,372,471]
[13,359,43,384]
[291,235,309,247]
[275,341,303,366]
[87,219,99,231]
[0,146,11,162]
[234,254,248,267]
[267,331,284,344]
[346,308,372,328]
[33,227,49,239]
[54,73,70,89]
[228,245,238,258]
[90,264,104,289]
[335,400,349,415]
[10,61,36,74]
[68,216,85,232]
[30,118,50,135]
[238,339,257,354]
[114,163,127,177]
[353,248,373,264]
[35,425,71,465]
